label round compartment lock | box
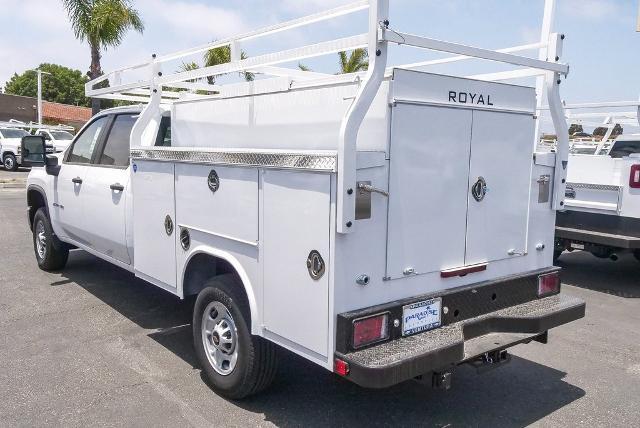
[164,215,174,236]
[472,176,487,202]
[180,228,191,251]
[207,169,220,193]
[306,250,325,280]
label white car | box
[0,127,29,171]
[35,129,75,153]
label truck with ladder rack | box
[551,101,640,262]
[23,0,584,398]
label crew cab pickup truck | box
[556,135,640,261]
[23,0,584,399]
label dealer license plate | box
[402,298,442,336]
[571,243,585,250]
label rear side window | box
[155,116,171,147]
[98,114,138,167]
[609,140,640,159]
[67,116,109,164]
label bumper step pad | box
[337,294,585,388]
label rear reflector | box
[538,272,560,297]
[352,313,389,349]
[630,165,640,189]
[334,359,350,376]
[441,263,488,278]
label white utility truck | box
[24,1,584,399]
[554,101,640,261]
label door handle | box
[110,183,125,192]
[72,177,83,184]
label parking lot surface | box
[1,188,639,427]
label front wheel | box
[33,208,69,271]
[193,275,278,399]
[3,153,18,171]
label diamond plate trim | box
[566,182,621,192]
[130,148,336,172]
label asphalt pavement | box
[0,187,639,427]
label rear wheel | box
[193,274,278,399]
[3,153,18,171]
[33,208,69,271]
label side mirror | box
[45,155,61,176]
[21,135,46,167]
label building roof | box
[42,101,91,124]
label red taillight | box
[538,272,560,297]
[630,165,640,189]
[334,359,350,376]
[352,313,389,349]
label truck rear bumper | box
[556,226,640,249]
[556,211,640,249]
[334,270,585,389]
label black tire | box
[3,153,18,171]
[193,274,278,399]
[32,208,69,271]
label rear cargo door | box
[386,103,473,278]
[385,70,536,279]
[464,110,534,265]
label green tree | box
[62,0,144,114]
[568,124,584,135]
[338,49,368,74]
[204,45,254,84]
[4,63,89,106]
[593,124,623,139]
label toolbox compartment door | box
[385,103,473,279]
[464,110,533,265]
[132,160,177,290]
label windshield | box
[50,131,74,140]
[0,129,29,139]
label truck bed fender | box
[181,246,260,335]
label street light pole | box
[31,69,51,125]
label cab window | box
[155,116,171,147]
[67,116,109,164]
[609,140,640,159]
[98,114,138,167]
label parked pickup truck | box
[1,127,56,171]
[24,0,584,399]
[35,129,75,153]
[556,134,640,261]
[0,127,29,171]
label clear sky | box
[0,0,638,108]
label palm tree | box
[338,49,368,74]
[204,46,254,84]
[62,0,144,114]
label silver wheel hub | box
[201,301,238,376]
[35,221,46,260]
[4,157,14,169]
